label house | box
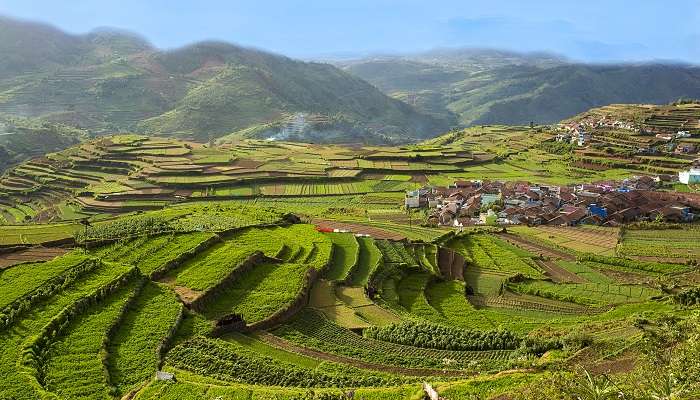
[650,205,693,223]
[588,204,608,219]
[580,214,604,225]
[480,193,501,207]
[679,167,700,184]
[405,190,422,208]
[576,129,590,146]
[547,207,587,226]
[608,207,642,223]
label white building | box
[679,167,700,184]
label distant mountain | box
[0,115,86,172]
[0,16,448,143]
[338,49,700,126]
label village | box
[557,112,700,155]
[406,174,700,228]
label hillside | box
[1,134,700,399]
[340,50,700,127]
[0,115,87,172]
[0,16,447,143]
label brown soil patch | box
[173,285,202,304]
[595,268,651,285]
[256,332,471,377]
[156,275,202,304]
[0,247,69,269]
[498,232,575,261]
[410,174,428,183]
[535,259,586,283]
[586,357,636,375]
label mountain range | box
[336,51,700,126]
[0,16,447,144]
[1,15,700,149]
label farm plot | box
[0,253,90,308]
[274,310,513,371]
[0,246,69,269]
[94,232,217,276]
[397,270,444,323]
[107,282,183,396]
[448,234,542,277]
[201,262,313,323]
[511,280,661,306]
[176,224,331,291]
[165,335,409,387]
[324,233,359,281]
[0,262,134,400]
[349,237,382,286]
[312,219,406,240]
[0,223,80,245]
[308,280,371,329]
[42,279,140,400]
[619,227,700,262]
[511,226,620,256]
[335,285,401,327]
[426,280,495,329]
[375,240,421,268]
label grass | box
[95,232,216,276]
[0,252,89,308]
[43,279,140,400]
[202,262,311,323]
[350,237,383,286]
[324,233,359,281]
[0,262,134,400]
[107,282,183,396]
[397,270,444,323]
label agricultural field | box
[508,225,620,256]
[0,206,698,399]
[618,226,700,263]
[1,124,700,398]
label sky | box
[1,0,699,63]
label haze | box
[1,0,698,63]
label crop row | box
[348,237,382,286]
[39,277,142,399]
[166,336,408,387]
[375,240,420,268]
[274,310,514,370]
[364,321,519,351]
[510,279,661,306]
[95,232,217,277]
[448,234,541,277]
[0,254,99,330]
[107,281,184,396]
[324,233,359,281]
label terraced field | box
[1,125,699,398]
[619,226,700,262]
[0,211,697,399]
